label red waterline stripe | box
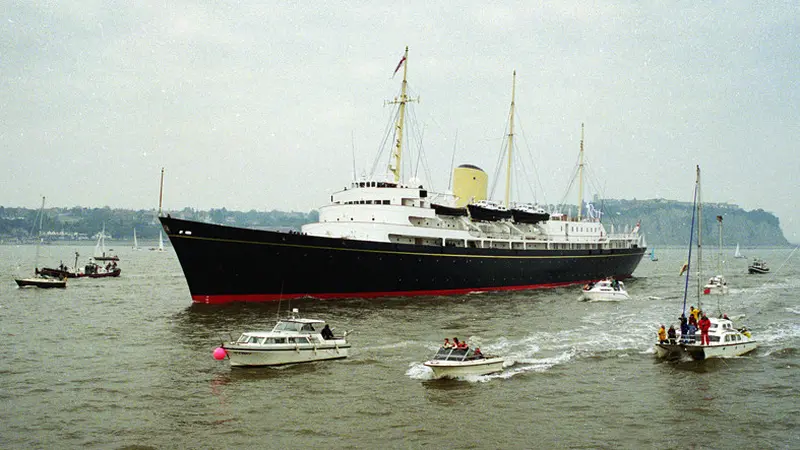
[191,277,631,304]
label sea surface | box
[2,243,799,449]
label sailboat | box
[94,224,119,261]
[15,197,67,289]
[734,243,745,259]
[703,215,728,295]
[150,231,166,252]
[133,228,140,250]
[654,166,756,361]
[649,247,658,261]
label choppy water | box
[1,243,798,449]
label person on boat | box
[688,314,698,328]
[657,325,667,344]
[321,324,334,340]
[667,326,677,344]
[679,318,689,343]
[690,306,700,322]
[686,323,697,343]
[442,338,454,349]
[698,314,712,345]
[473,348,484,359]
[456,339,469,350]
[453,338,461,349]
[611,278,620,291]
[741,327,752,338]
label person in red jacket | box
[698,314,712,345]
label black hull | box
[160,217,645,304]
[432,204,468,217]
[748,268,769,274]
[510,210,549,224]
[467,204,512,222]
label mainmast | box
[577,123,585,221]
[504,70,516,207]
[387,46,417,184]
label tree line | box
[0,200,789,246]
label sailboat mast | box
[34,196,45,269]
[388,47,412,184]
[717,215,723,274]
[696,165,703,305]
[504,70,516,207]
[158,167,165,217]
[577,124,585,221]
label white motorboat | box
[655,317,757,361]
[748,258,769,274]
[581,278,630,301]
[423,346,504,379]
[214,310,351,367]
[703,275,728,295]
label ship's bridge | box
[330,180,428,209]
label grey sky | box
[2,2,799,241]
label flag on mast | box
[392,56,406,77]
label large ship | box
[160,48,646,304]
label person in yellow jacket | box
[657,325,667,343]
[690,306,700,321]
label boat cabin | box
[236,333,314,345]
[271,318,326,333]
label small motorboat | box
[655,317,757,361]
[703,275,728,295]
[748,258,769,274]
[213,309,351,367]
[581,278,630,301]
[423,346,504,379]
[15,275,67,289]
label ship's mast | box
[158,167,164,217]
[504,70,516,207]
[387,46,416,184]
[577,123,585,221]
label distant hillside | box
[0,200,789,246]
[593,198,789,247]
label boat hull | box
[160,217,646,304]
[654,341,758,361]
[748,267,768,274]
[223,344,350,367]
[581,290,630,302]
[423,357,505,378]
[15,277,67,289]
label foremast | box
[504,70,516,207]
[387,46,417,184]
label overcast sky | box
[2,2,798,240]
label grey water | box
[1,244,798,449]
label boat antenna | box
[577,123,585,221]
[504,70,516,208]
[681,165,700,316]
[387,46,417,183]
[447,131,458,191]
[158,167,165,217]
[276,279,284,320]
